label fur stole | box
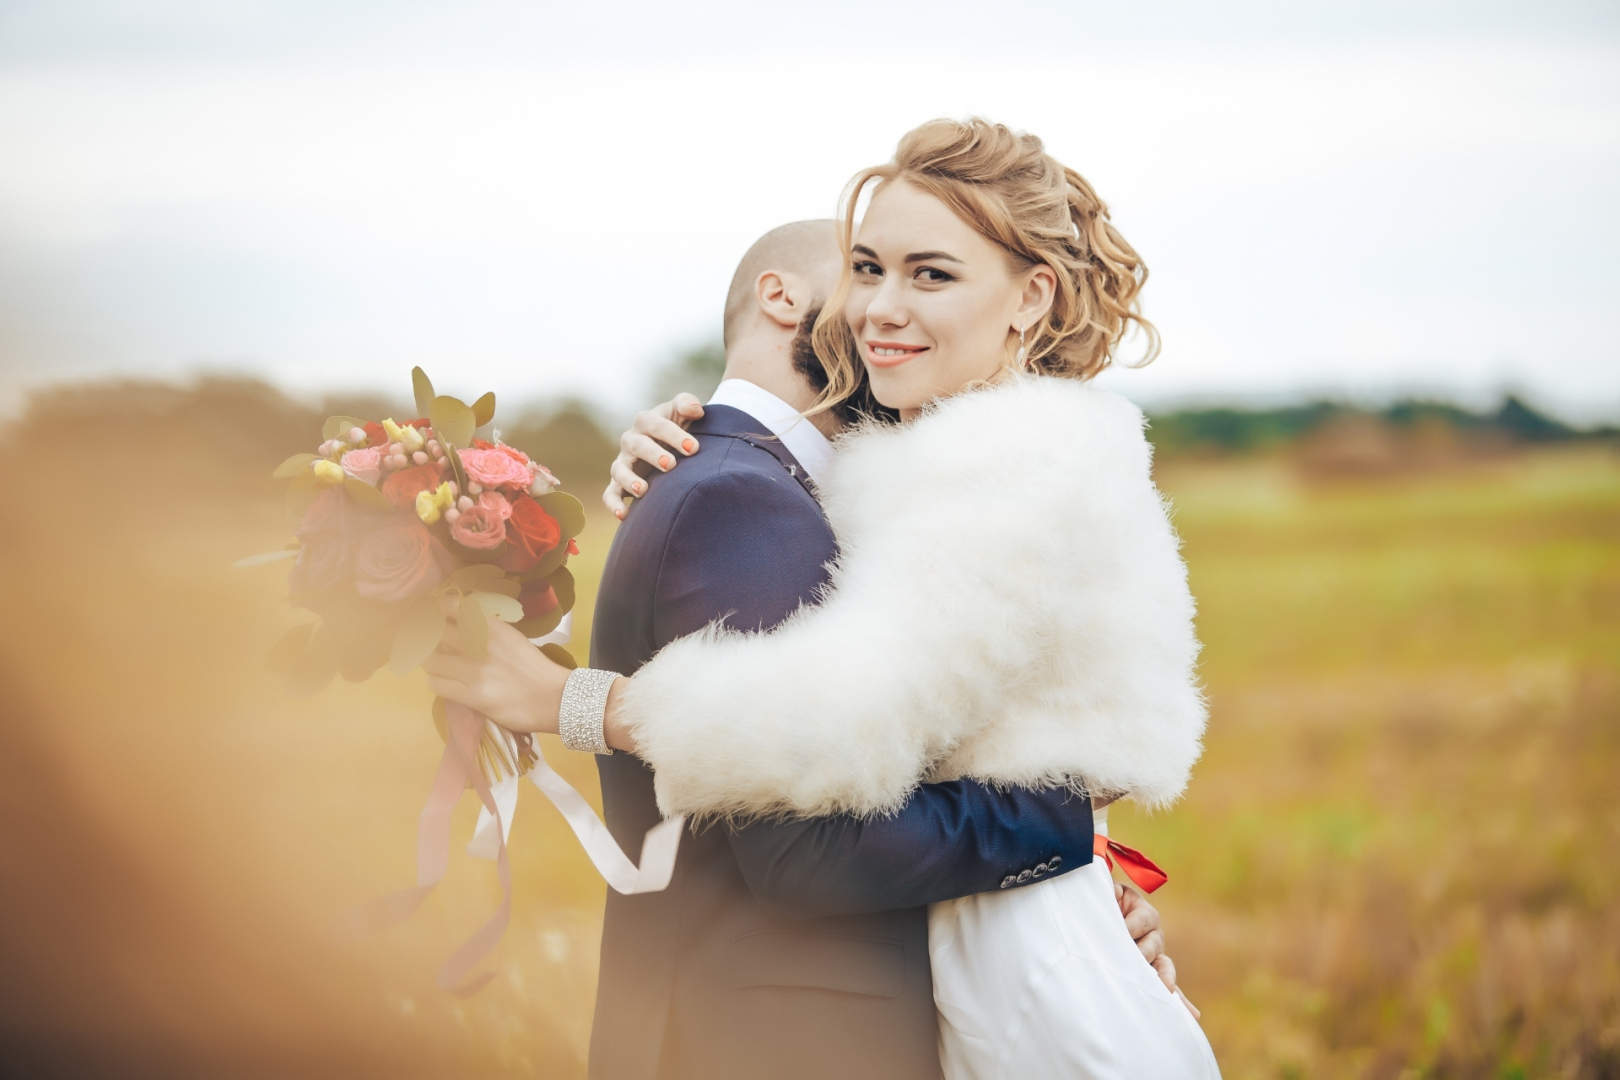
[616,375,1206,820]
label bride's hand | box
[603,392,706,519]
[1116,882,1201,1019]
[421,609,571,736]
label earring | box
[1014,324,1028,369]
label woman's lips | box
[865,340,928,369]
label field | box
[0,382,1615,1078]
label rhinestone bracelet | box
[558,667,618,755]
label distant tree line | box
[1144,395,1617,459]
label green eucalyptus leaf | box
[266,623,316,674]
[471,391,496,427]
[469,590,524,623]
[536,491,586,539]
[430,395,477,449]
[547,565,576,616]
[322,415,369,442]
[273,452,318,478]
[539,643,578,671]
[471,577,520,598]
[389,596,447,674]
[447,564,505,590]
[445,445,471,496]
[514,609,563,639]
[344,477,390,509]
[412,367,437,419]
[458,592,489,659]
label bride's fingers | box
[424,672,473,703]
[620,430,680,473]
[1173,985,1200,1020]
[633,406,701,456]
[611,458,648,499]
[1133,929,1165,967]
[667,392,705,421]
[1151,953,1179,994]
[421,651,475,680]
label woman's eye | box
[916,266,955,284]
[852,260,882,277]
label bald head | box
[722,220,840,350]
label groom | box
[587,221,1166,1080]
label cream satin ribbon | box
[467,613,686,892]
[356,613,683,994]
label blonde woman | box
[429,118,1220,1077]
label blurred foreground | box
[0,379,1615,1078]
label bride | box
[429,117,1220,1077]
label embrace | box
[426,118,1221,1079]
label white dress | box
[928,808,1222,1079]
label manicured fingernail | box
[633,480,645,494]
[659,455,673,471]
[682,439,697,454]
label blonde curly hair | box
[810,117,1158,417]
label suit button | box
[1032,862,1047,877]
[1016,869,1033,884]
[1047,856,1063,871]
[1000,875,1017,889]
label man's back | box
[588,404,940,1080]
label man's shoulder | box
[622,432,821,537]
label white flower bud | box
[467,481,483,496]
[412,451,428,465]
[347,426,366,444]
[444,507,461,524]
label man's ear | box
[755,269,808,331]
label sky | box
[0,1,1616,420]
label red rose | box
[381,462,446,510]
[499,495,561,572]
[363,421,389,447]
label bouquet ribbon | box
[1093,833,1169,894]
[353,703,684,995]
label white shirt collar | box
[706,378,834,486]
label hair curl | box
[810,118,1158,417]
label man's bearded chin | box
[791,305,900,427]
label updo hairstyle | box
[809,117,1158,417]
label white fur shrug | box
[616,376,1206,821]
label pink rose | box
[477,490,512,520]
[353,520,451,602]
[459,447,532,491]
[449,504,507,550]
[341,446,383,486]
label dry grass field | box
[0,380,1615,1078]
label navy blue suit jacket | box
[587,404,1094,1080]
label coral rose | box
[341,446,383,486]
[353,520,451,602]
[449,504,507,550]
[381,462,447,510]
[499,495,561,573]
[459,447,532,491]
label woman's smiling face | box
[846,178,1053,418]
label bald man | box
[585,223,1161,1080]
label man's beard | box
[791,306,901,427]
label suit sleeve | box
[653,468,1094,919]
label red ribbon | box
[1094,834,1168,894]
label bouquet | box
[241,368,678,994]
[244,367,585,785]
